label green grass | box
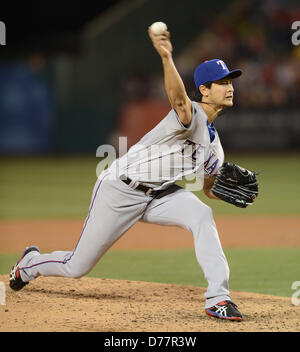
[1,248,299,297]
[0,153,300,219]
[0,157,97,219]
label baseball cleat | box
[205,300,243,321]
[9,246,40,291]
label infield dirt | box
[0,215,300,332]
[0,275,299,332]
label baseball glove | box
[212,162,259,208]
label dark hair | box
[192,81,212,102]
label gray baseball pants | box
[19,170,230,308]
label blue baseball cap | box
[194,59,242,88]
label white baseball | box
[150,22,167,35]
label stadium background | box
[0,0,300,332]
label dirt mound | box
[0,275,299,332]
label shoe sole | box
[205,309,243,321]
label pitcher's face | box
[206,78,234,107]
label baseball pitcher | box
[9,25,259,321]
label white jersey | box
[110,101,224,190]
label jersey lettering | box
[204,151,214,168]
[204,152,219,175]
[181,139,204,162]
[206,159,219,174]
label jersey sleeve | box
[163,103,198,134]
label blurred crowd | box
[177,0,300,108]
[113,0,300,147]
[122,0,300,110]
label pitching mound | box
[0,275,299,332]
